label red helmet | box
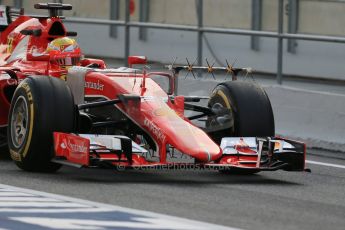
[46,37,82,69]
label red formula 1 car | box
[0,3,306,174]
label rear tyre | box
[207,81,275,174]
[7,76,76,172]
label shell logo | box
[153,108,179,119]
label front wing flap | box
[218,137,306,171]
[53,132,148,168]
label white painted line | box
[0,184,241,230]
[0,192,37,197]
[306,160,345,169]
[0,197,61,202]
[8,217,233,230]
[0,202,91,208]
[0,188,18,192]
[0,208,114,213]
[266,85,345,97]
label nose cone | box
[136,101,223,163]
[158,114,222,162]
[184,137,222,163]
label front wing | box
[53,132,306,172]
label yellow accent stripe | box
[22,101,34,158]
[217,90,231,108]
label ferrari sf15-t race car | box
[0,3,306,174]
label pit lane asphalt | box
[0,149,344,230]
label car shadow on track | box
[0,152,11,160]
[62,168,302,186]
[0,161,302,186]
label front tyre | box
[207,81,275,142]
[207,81,275,175]
[8,76,76,172]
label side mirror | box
[147,72,174,95]
[20,29,42,37]
[128,56,147,68]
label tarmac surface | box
[0,149,344,230]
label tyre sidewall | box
[8,82,35,165]
[220,81,275,137]
[8,76,75,171]
[207,85,236,142]
[208,81,275,138]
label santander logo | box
[67,140,88,154]
[60,142,67,149]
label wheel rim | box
[11,96,29,148]
[208,102,234,133]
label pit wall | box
[2,0,344,79]
[17,0,345,36]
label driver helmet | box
[46,37,82,69]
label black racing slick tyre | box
[207,81,275,142]
[207,81,274,175]
[7,76,76,172]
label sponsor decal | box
[60,142,67,149]
[68,140,88,154]
[18,83,34,158]
[59,44,70,51]
[6,37,13,53]
[173,126,194,137]
[152,107,179,118]
[234,138,257,154]
[20,83,33,104]
[143,117,166,143]
[85,80,104,91]
[54,133,89,165]
[141,96,169,103]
